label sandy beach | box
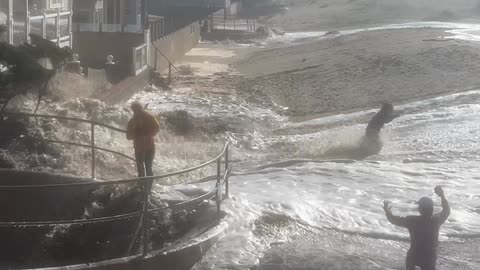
[234,28,480,119]
[261,0,480,31]
[180,27,480,121]
[152,5,480,268]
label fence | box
[87,68,109,91]
[0,112,230,266]
[149,18,165,43]
[26,10,73,47]
[150,21,201,82]
[212,10,256,32]
[73,23,143,34]
[133,43,148,75]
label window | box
[50,0,63,8]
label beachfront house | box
[71,0,240,83]
[1,0,73,47]
[147,0,243,35]
[71,0,149,82]
[0,0,246,98]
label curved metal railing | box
[0,112,230,262]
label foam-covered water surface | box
[194,88,480,269]
[268,21,480,45]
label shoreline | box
[170,24,480,123]
[230,27,480,120]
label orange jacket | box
[126,111,160,152]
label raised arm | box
[383,201,408,228]
[435,186,450,224]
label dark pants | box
[135,149,155,177]
[406,251,437,270]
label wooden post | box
[7,0,13,44]
[69,10,73,48]
[42,12,47,38]
[56,10,61,46]
[119,0,125,27]
[91,123,95,179]
[25,0,30,43]
[132,47,137,75]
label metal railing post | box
[216,159,221,219]
[90,123,95,179]
[225,144,229,198]
[141,177,151,257]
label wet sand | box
[234,28,480,119]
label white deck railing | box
[133,43,148,75]
[73,23,143,33]
[27,10,73,47]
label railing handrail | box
[0,111,231,260]
[1,111,229,187]
[3,112,127,133]
[0,142,228,189]
[0,211,143,227]
[29,11,71,21]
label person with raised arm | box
[383,186,450,270]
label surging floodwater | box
[185,25,480,269]
[188,87,480,270]
[10,22,479,269]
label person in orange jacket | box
[127,101,160,177]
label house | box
[72,0,144,31]
[71,0,148,81]
[1,0,73,47]
[146,0,244,35]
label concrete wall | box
[151,21,201,74]
[72,31,145,78]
